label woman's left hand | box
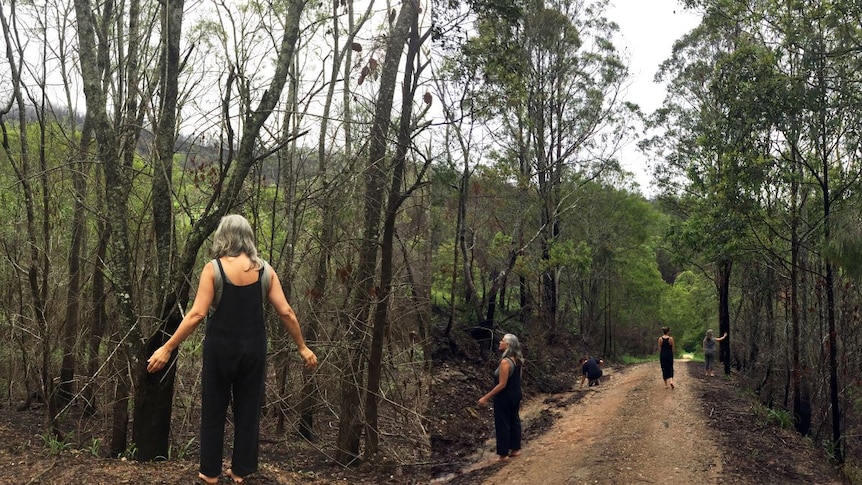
[477,396,488,407]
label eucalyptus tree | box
[72,0,156,455]
[363,6,434,456]
[558,182,663,356]
[431,0,503,337]
[296,0,374,442]
[455,0,630,338]
[0,1,64,432]
[433,52,537,343]
[721,0,862,460]
[764,1,862,463]
[656,0,862,462]
[132,0,185,461]
[649,1,780,379]
[134,0,318,461]
[335,0,428,463]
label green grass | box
[617,353,709,364]
[617,355,655,365]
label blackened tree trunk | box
[131,0,308,460]
[74,0,147,456]
[717,259,732,376]
[132,0,184,461]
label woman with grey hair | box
[703,329,727,377]
[147,214,317,484]
[478,333,524,460]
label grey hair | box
[211,214,264,269]
[501,333,524,364]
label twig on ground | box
[26,458,57,485]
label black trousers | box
[493,394,522,456]
[199,334,267,478]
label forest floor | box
[0,360,850,484]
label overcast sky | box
[605,0,702,194]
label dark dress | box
[659,336,674,380]
[493,357,522,457]
[199,260,267,478]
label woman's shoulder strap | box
[211,259,223,313]
[260,261,272,299]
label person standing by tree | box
[146,214,317,484]
[478,333,524,460]
[702,329,728,377]
[658,326,675,389]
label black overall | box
[660,336,674,380]
[493,357,522,457]
[199,260,267,478]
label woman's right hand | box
[299,347,318,368]
[147,346,172,373]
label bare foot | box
[509,450,522,457]
[670,382,675,389]
[497,455,509,461]
[226,469,244,483]
[198,473,218,484]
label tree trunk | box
[717,259,732,376]
[132,0,184,461]
[58,119,89,410]
[74,0,144,455]
[364,7,425,455]
[789,140,811,435]
[335,0,417,464]
[0,4,55,433]
[83,217,110,416]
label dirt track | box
[476,360,723,484]
[448,359,846,485]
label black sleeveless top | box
[494,357,522,402]
[206,259,266,341]
[660,336,673,358]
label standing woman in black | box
[658,326,675,389]
[146,214,317,484]
[478,333,524,460]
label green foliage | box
[753,403,792,430]
[40,432,72,455]
[659,270,716,352]
[546,239,591,273]
[615,246,666,317]
[824,438,839,462]
[119,442,138,460]
[766,408,793,429]
[431,242,457,303]
[167,437,196,460]
[825,215,862,282]
[86,438,102,457]
[617,355,656,365]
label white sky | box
[605,0,702,194]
